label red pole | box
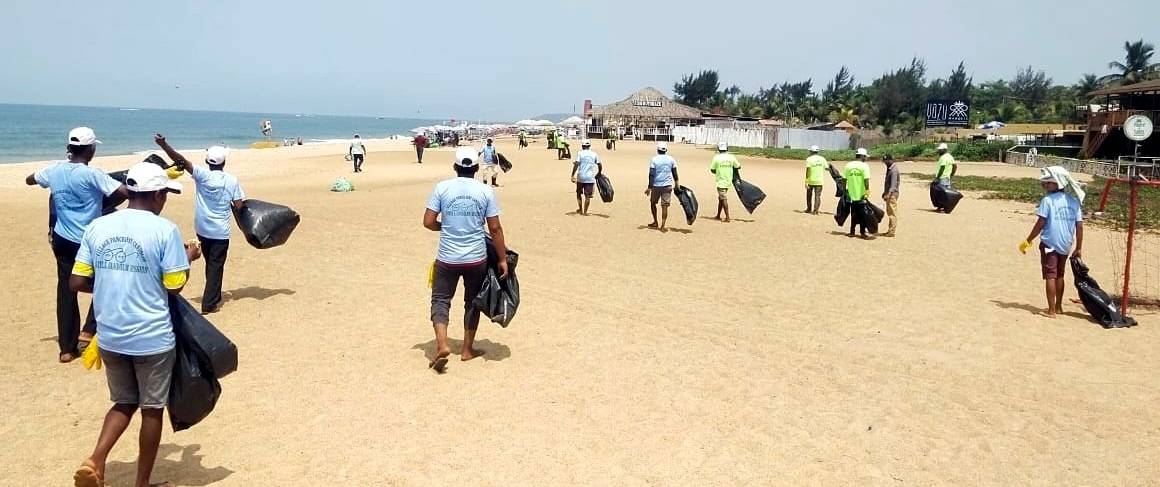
[1121,181,1139,315]
[1097,178,1118,212]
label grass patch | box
[726,140,1015,162]
[901,172,1160,230]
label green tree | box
[1074,74,1102,101]
[1010,66,1052,110]
[673,70,720,109]
[1100,40,1160,86]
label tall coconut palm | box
[1074,74,1102,100]
[1100,40,1160,86]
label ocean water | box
[0,104,441,163]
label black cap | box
[882,154,894,161]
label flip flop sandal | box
[74,463,103,487]
[429,357,449,374]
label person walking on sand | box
[844,148,872,239]
[422,147,509,373]
[710,142,740,222]
[556,131,570,160]
[572,139,603,215]
[413,132,428,163]
[880,154,900,237]
[69,161,200,487]
[154,134,247,314]
[25,127,128,363]
[933,142,956,212]
[349,134,366,173]
[805,145,827,215]
[1019,167,1084,319]
[479,138,501,187]
[517,129,527,150]
[645,142,680,231]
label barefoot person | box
[423,147,509,372]
[710,142,740,222]
[572,139,603,215]
[804,145,827,215]
[154,134,247,314]
[25,127,128,363]
[645,142,680,231]
[70,162,199,487]
[1019,167,1084,318]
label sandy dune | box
[1,138,1157,486]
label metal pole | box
[1122,180,1139,316]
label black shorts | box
[576,182,595,196]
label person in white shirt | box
[572,140,603,215]
[154,134,247,314]
[349,134,366,173]
[69,161,200,487]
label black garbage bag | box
[596,173,614,203]
[169,294,238,378]
[605,140,613,150]
[675,186,699,225]
[828,164,846,197]
[929,181,964,213]
[868,201,885,222]
[733,176,766,214]
[834,192,851,226]
[856,200,881,234]
[234,199,301,249]
[1070,258,1138,329]
[474,240,521,327]
[167,295,231,432]
[497,153,513,173]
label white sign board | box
[1123,114,1153,142]
[632,100,663,108]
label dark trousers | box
[198,236,230,312]
[806,185,822,213]
[352,154,364,172]
[416,146,425,163]
[849,201,868,236]
[51,233,96,354]
[430,261,487,330]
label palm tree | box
[1074,74,1102,101]
[1100,40,1160,86]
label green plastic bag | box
[330,178,354,192]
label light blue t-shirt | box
[575,149,601,184]
[481,145,497,165]
[76,209,190,356]
[191,165,245,240]
[426,177,500,265]
[1037,191,1083,254]
[650,154,677,188]
[35,162,123,243]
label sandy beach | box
[1,138,1157,486]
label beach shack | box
[587,87,703,142]
[1083,80,1160,159]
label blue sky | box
[2,0,1157,121]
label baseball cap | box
[68,127,101,146]
[206,146,228,165]
[581,139,591,146]
[454,147,478,167]
[855,148,869,156]
[937,143,949,150]
[882,153,894,161]
[125,162,183,193]
[809,145,820,152]
[717,142,728,151]
[657,141,668,151]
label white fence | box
[1004,149,1119,178]
[671,126,849,149]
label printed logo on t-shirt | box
[446,195,483,217]
[95,236,150,274]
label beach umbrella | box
[535,119,556,126]
[980,121,1007,130]
[559,116,585,127]
[516,119,537,127]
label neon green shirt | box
[710,153,741,189]
[844,161,871,201]
[806,154,828,185]
[556,134,567,149]
[937,153,956,179]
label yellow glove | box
[82,335,101,371]
[1019,240,1032,254]
[166,165,185,180]
[426,262,436,289]
[805,179,810,188]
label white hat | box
[125,162,183,193]
[581,139,591,146]
[717,142,728,151]
[809,145,820,152]
[937,143,949,150]
[68,127,101,146]
[657,141,668,151]
[206,146,228,165]
[453,146,478,167]
[855,148,869,157]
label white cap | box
[657,141,668,151]
[937,143,949,150]
[855,148,869,157]
[809,145,820,152]
[125,162,183,193]
[68,127,101,146]
[717,142,728,151]
[453,146,478,167]
[205,146,228,165]
[581,139,591,146]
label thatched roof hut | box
[589,87,703,124]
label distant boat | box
[119,108,141,111]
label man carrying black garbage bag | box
[155,134,247,315]
[645,142,680,231]
[1019,166,1084,319]
[844,148,873,239]
[710,142,740,222]
[423,147,510,373]
[572,139,603,215]
[69,161,201,487]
